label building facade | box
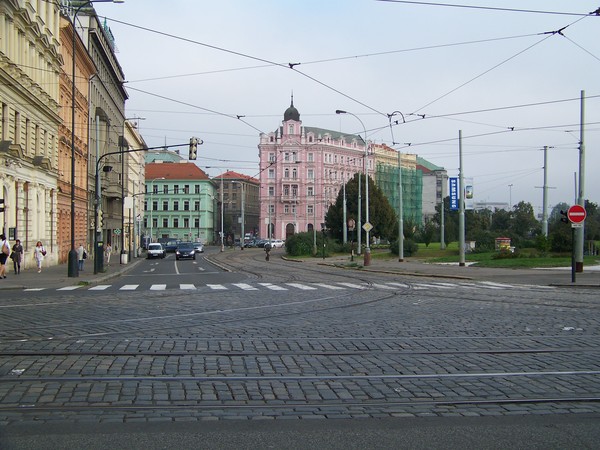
[215,171,260,243]
[145,162,216,244]
[258,100,371,240]
[416,157,447,222]
[123,120,146,258]
[0,0,62,268]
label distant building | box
[417,157,447,222]
[258,99,370,239]
[145,162,215,243]
[473,201,509,211]
[214,171,260,243]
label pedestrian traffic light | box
[0,199,4,213]
[560,209,569,224]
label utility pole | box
[458,130,465,267]
[575,90,585,272]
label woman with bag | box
[0,234,9,279]
[34,241,46,273]
[11,239,23,274]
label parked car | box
[271,239,285,248]
[193,242,204,253]
[175,242,196,260]
[147,243,165,259]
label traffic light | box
[560,209,569,224]
[97,209,103,229]
[189,137,198,160]
[0,199,4,213]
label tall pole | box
[508,184,513,209]
[241,182,245,250]
[335,110,369,265]
[398,149,404,262]
[120,134,126,263]
[440,194,446,250]
[542,146,549,237]
[458,130,465,267]
[220,175,224,252]
[575,90,585,272]
[342,181,347,245]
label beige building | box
[0,1,62,268]
[123,120,146,259]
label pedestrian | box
[105,243,112,265]
[0,234,9,279]
[10,239,23,274]
[34,241,46,273]
[77,243,86,271]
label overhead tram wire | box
[374,1,598,17]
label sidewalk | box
[302,254,600,288]
[0,256,144,291]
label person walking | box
[11,239,23,274]
[105,243,112,265]
[77,243,86,271]
[0,234,9,279]
[34,241,46,273]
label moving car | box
[193,242,204,253]
[164,240,180,253]
[175,242,196,260]
[147,243,165,259]
[271,239,285,248]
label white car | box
[193,242,204,253]
[271,239,285,248]
[147,243,165,259]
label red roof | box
[214,170,259,184]
[145,162,210,181]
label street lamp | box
[149,177,164,244]
[232,181,245,250]
[68,0,124,277]
[336,110,371,266]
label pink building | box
[258,99,371,239]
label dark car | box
[175,242,196,260]
[164,240,180,253]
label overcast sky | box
[95,0,600,214]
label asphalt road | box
[1,248,599,449]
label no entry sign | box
[567,204,586,224]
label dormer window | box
[288,124,294,134]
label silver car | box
[193,242,204,253]
[147,243,165,259]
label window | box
[195,185,201,194]
[184,185,190,194]
[152,218,158,228]
[269,152,276,162]
[163,218,169,228]
[194,201,200,211]
[194,218,200,228]
[173,185,179,194]
[184,201,189,211]
[308,152,314,162]
[308,136,313,143]
[292,185,298,197]
[292,168,297,179]
[288,124,294,134]
[172,218,178,228]
[284,152,290,161]
[152,201,158,211]
[173,201,179,211]
[284,185,289,196]
[307,169,314,180]
[162,200,168,211]
[269,204,275,214]
[284,168,289,178]
[284,205,289,214]
[184,218,189,228]
[268,186,275,196]
[153,185,159,194]
[268,169,275,179]
[144,201,147,211]
[163,185,168,194]
[307,186,314,197]
[307,204,313,215]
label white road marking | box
[286,283,317,290]
[313,283,345,290]
[88,285,111,291]
[258,283,288,291]
[337,282,366,289]
[57,286,81,291]
[180,284,196,290]
[232,283,258,291]
[120,284,139,290]
[207,284,227,290]
[150,284,166,290]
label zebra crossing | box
[25,280,554,293]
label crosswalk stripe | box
[207,284,227,290]
[387,282,409,289]
[258,283,288,291]
[89,285,111,291]
[285,283,317,290]
[180,284,196,290]
[150,284,166,290]
[232,283,258,290]
[413,283,453,289]
[313,283,345,290]
[57,286,81,291]
[478,281,514,289]
[337,282,366,289]
[120,284,139,290]
[24,288,45,291]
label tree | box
[433,197,458,245]
[325,174,397,242]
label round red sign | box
[567,204,586,224]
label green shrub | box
[390,239,418,257]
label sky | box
[94,0,600,215]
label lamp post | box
[232,181,245,250]
[336,110,371,266]
[149,177,164,244]
[68,0,124,277]
[220,174,224,251]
